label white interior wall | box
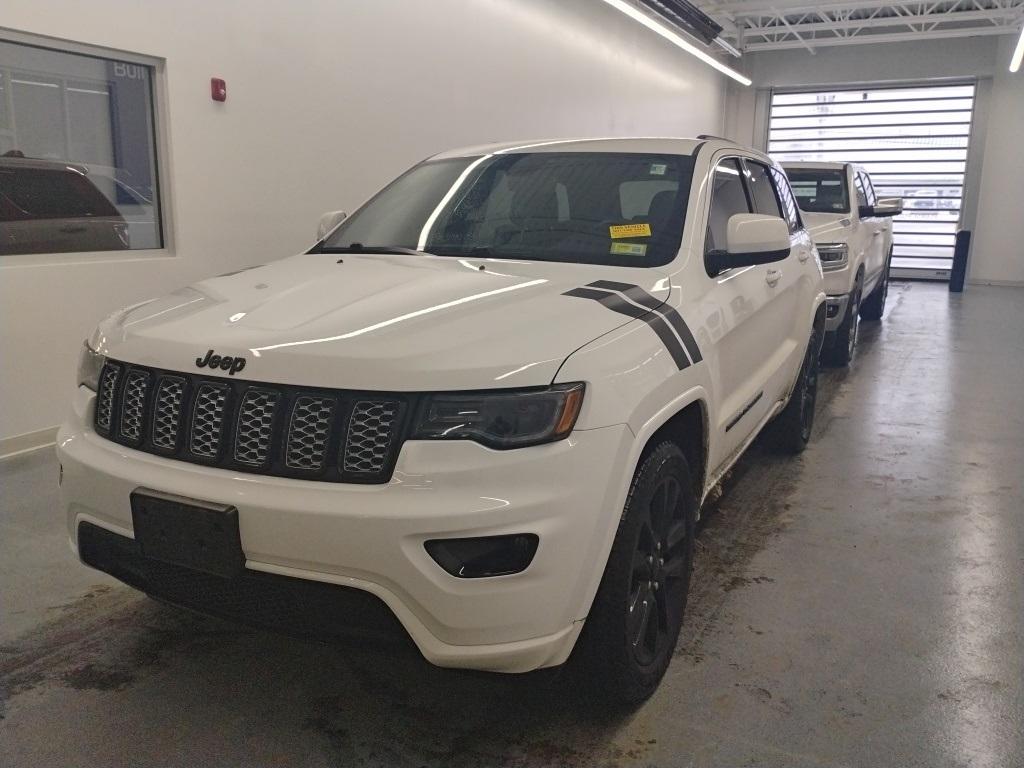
[0,0,728,448]
[723,35,1024,286]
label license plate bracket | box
[130,488,244,578]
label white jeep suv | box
[782,162,902,366]
[60,138,825,702]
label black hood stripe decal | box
[564,281,702,368]
[586,280,702,364]
[563,287,691,370]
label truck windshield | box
[786,169,850,214]
[321,152,695,267]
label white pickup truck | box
[60,137,824,703]
[782,162,902,366]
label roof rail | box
[696,134,729,141]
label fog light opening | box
[424,534,539,578]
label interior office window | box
[0,38,162,255]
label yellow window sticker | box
[610,242,648,257]
[609,223,652,239]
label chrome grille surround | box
[344,400,401,474]
[92,360,409,484]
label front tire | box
[575,442,697,705]
[860,249,891,321]
[822,278,861,367]
[770,327,822,454]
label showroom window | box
[0,38,162,255]
[768,83,976,278]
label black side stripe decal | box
[563,287,691,370]
[585,280,703,364]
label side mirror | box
[316,210,347,240]
[708,213,791,273]
[873,198,903,217]
[860,199,903,218]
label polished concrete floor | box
[1,282,1022,767]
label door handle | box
[873,230,882,237]
[766,269,782,286]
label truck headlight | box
[413,383,585,449]
[816,243,849,271]
[77,341,106,391]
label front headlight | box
[77,341,106,391]
[816,243,849,271]
[413,383,585,449]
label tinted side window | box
[745,161,783,219]
[705,159,750,256]
[770,168,801,232]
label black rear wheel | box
[575,442,697,705]
[770,327,822,454]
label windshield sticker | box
[609,223,652,239]
[649,163,667,176]
[610,242,647,257]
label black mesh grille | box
[119,369,150,443]
[286,396,335,470]
[92,360,411,484]
[234,389,278,467]
[344,400,401,474]
[152,377,185,450]
[95,363,121,433]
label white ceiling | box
[694,0,1024,52]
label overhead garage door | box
[768,83,976,279]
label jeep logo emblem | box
[196,349,247,376]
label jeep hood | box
[801,210,853,244]
[93,252,671,390]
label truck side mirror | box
[317,210,347,241]
[707,213,791,273]
[873,198,903,217]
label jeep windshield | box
[786,169,850,214]
[320,152,695,267]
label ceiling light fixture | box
[599,0,752,86]
[1011,26,1024,73]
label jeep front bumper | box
[57,386,633,673]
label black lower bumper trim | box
[77,521,413,648]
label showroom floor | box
[2,282,1021,768]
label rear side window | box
[704,158,750,256]
[745,161,783,219]
[769,167,801,232]
[0,166,120,221]
[858,171,877,206]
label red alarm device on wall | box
[211,78,227,102]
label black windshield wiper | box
[318,243,433,256]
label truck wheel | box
[770,327,822,454]
[860,249,891,321]
[575,441,696,705]
[822,280,861,367]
